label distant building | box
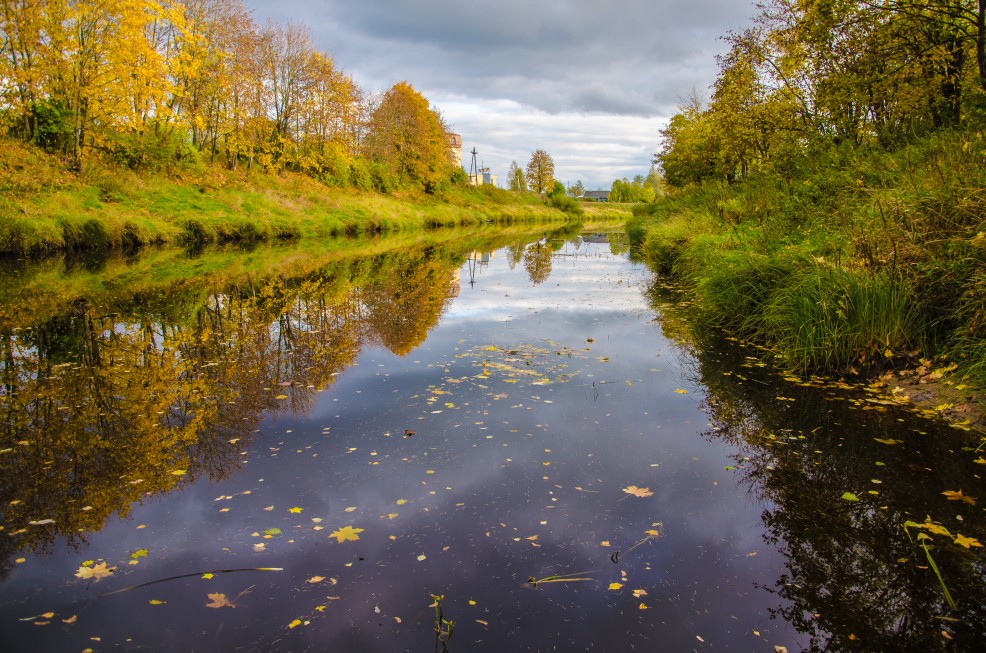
[470,166,497,187]
[447,133,462,167]
[584,190,610,202]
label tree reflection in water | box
[0,248,461,575]
[649,281,986,652]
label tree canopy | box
[525,149,554,194]
[0,0,462,194]
[507,160,526,191]
[362,81,453,192]
[656,0,986,187]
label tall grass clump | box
[688,248,804,334]
[760,268,922,372]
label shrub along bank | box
[628,130,986,391]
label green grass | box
[0,139,629,256]
[629,129,985,384]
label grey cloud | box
[244,0,754,187]
[250,0,750,115]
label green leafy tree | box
[567,180,584,198]
[526,149,555,194]
[655,98,720,188]
[507,160,526,191]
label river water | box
[0,229,983,652]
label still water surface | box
[1,231,983,652]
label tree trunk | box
[978,1,986,92]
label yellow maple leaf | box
[941,490,976,506]
[74,562,114,581]
[623,485,654,498]
[608,582,623,590]
[953,533,983,549]
[288,506,303,514]
[632,589,648,598]
[329,525,364,543]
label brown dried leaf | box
[622,485,654,498]
[205,593,236,609]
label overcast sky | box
[244,0,755,190]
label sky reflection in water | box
[1,237,807,652]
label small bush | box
[549,194,584,216]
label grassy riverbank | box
[0,138,626,256]
[628,130,986,395]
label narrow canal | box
[1,230,983,651]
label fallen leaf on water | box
[329,526,363,543]
[288,507,303,514]
[201,573,214,580]
[253,543,266,552]
[307,576,326,584]
[953,533,982,548]
[149,600,166,605]
[632,589,648,598]
[608,582,623,590]
[841,492,860,502]
[638,603,649,610]
[942,490,976,506]
[344,507,357,513]
[171,469,187,476]
[675,389,688,394]
[905,519,951,537]
[873,438,902,445]
[417,553,427,561]
[476,619,489,626]
[205,593,235,609]
[75,562,114,581]
[62,615,77,624]
[623,485,654,498]
[287,619,302,628]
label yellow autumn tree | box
[362,81,453,192]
